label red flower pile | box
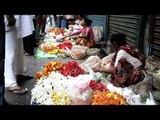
[58,42,72,50]
[60,61,86,77]
[89,80,109,91]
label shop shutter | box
[108,15,141,48]
[152,15,160,60]
[87,15,107,41]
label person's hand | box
[101,60,111,67]
[99,66,106,72]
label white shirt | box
[114,50,142,68]
[15,15,34,38]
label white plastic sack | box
[81,65,102,82]
[153,70,160,90]
[80,55,101,72]
[70,45,88,60]
[70,87,93,105]
[92,26,103,42]
[127,94,143,105]
[105,40,115,54]
[66,75,93,105]
[145,92,156,105]
[86,48,100,56]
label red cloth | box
[110,44,145,87]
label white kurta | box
[15,15,34,38]
[4,15,34,87]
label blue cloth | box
[60,19,67,28]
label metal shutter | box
[152,15,160,60]
[108,15,141,48]
[87,15,107,41]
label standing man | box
[4,15,34,95]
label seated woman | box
[67,18,94,48]
[93,33,145,87]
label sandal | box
[7,85,28,95]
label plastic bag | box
[105,40,115,54]
[92,26,103,42]
[67,77,93,105]
[99,74,111,86]
[126,94,143,105]
[145,92,156,105]
[153,71,160,90]
[70,45,87,59]
[132,71,153,102]
[80,53,114,72]
[70,87,92,105]
[145,56,160,74]
[81,65,102,82]
[80,55,101,72]
[152,90,160,102]
[86,48,100,56]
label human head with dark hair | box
[80,18,92,27]
[110,32,126,49]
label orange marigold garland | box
[35,61,66,80]
[91,90,128,105]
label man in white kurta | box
[4,15,34,94]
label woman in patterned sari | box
[93,33,145,87]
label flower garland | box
[60,61,86,77]
[89,80,109,91]
[35,61,66,80]
[91,90,128,105]
[51,91,72,105]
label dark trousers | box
[23,33,35,55]
[0,15,5,105]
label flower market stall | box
[34,27,101,60]
[34,28,75,59]
[31,60,156,105]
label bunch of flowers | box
[39,42,59,54]
[60,61,86,77]
[91,90,128,105]
[51,91,72,105]
[35,61,66,80]
[58,42,72,50]
[89,80,109,91]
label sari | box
[110,44,145,87]
[75,27,94,48]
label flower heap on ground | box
[32,61,88,105]
[39,28,73,55]
[32,61,131,105]
[89,80,128,105]
[39,41,72,58]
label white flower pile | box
[31,71,94,105]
